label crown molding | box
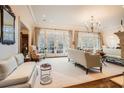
[27,5,37,25]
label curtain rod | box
[39,27,72,31]
[76,30,100,34]
[36,27,100,33]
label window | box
[38,29,71,57]
[77,32,100,51]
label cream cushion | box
[15,54,24,66]
[68,49,102,69]
[103,48,121,58]
[0,62,36,87]
[0,57,18,80]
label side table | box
[40,63,52,85]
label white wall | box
[0,6,34,60]
[0,17,19,60]
[103,31,119,48]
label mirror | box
[0,7,1,42]
[0,5,15,45]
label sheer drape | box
[37,28,72,56]
[68,30,73,48]
[77,32,101,51]
[98,32,104,48]
[32,27,40,49]
[74,31,78,49]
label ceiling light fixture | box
[85,16,101,32]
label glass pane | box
[39,31,45,53]
[63,32,70,55]
[77,32,100,52]
[3,10,14,41]
[47,31,56,53]
[38,30,71,57]
[56,31,63,53]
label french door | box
[39,30,70,57]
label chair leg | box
[74,63,76,67]
[86,69,89,74]
[100,67,102,72]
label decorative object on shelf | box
[118,19,124,32]
[40,63,52,85]
[120,19,124,32]
[84,16,101,32]
[116,43,121,49]
[22,45,28,57]
[24,55,31,62]
[115,31,124,58]
[0,5,16,45]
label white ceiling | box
[30,5,124,31]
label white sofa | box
[103,47,121,58]
[68,49,102,74]
[0,54,38,88]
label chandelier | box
[85,16,101,32]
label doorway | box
[39,29,71,57]
[20,22,29,57]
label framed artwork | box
[0,5,15,45]
[0,6,1,42]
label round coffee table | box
[40,63,52,85]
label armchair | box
[29,45,42,62]
[68,49,102,74]
[85,53,102,74]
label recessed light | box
[42,14,46,18]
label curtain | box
[98,32,104,48]
[32,27,40,48]
[74,31,78,49]
[68,30,73,48]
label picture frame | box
[0,5,16,45]
[0,6,1,42]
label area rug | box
[33,57,124,88]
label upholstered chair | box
[68,49,102,74]
[29,45,42,62]
[85,53,102,74]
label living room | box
[0,5,124,88]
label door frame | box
[39,29,72,57]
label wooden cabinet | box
[115,31,124,58]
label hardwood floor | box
[66,78,121,88]
[66,74,123,88]
[65,76,121,88]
